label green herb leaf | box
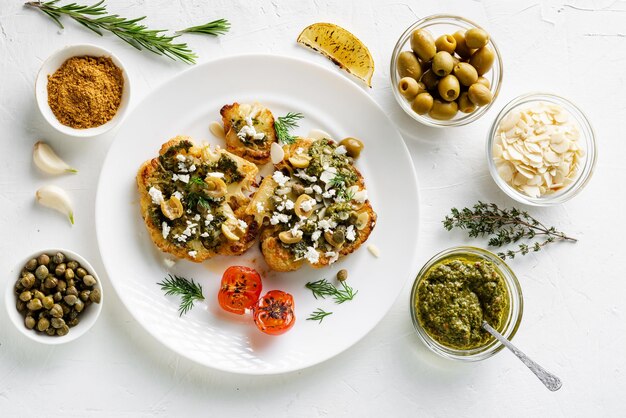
[306,308,333,323]
[274,112,304,144]
[157,274,205,316]
[305,278,357,304]
[177,18,230,36]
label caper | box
[292,183,305,196]
[33,290,45,300]
[27,298,43,311]
[65,268,75,281]
[37,254,50,266]
[396,51,422,80]
[45,327,56,336]
[431,51,455,77]
[82,274,96,287]
[56,280,67,292]
[74,299,85,313]
[79,290,91,302]
[61,304,70,315]
[437,75,461,102]
[420,69,439,91]
[69,310,79,320]
[44,276,58,289]
[66,286,78,297]
[52,252,65,264]
[452,30,475,59]
[66,261,78,270]
[67,317,80,327]
[53,291,62,302]
[337,269,349,282]
[435,34,456,54]
[50,304,63,318]
[20,273,35,289]
[64,294,78,306]
[411,92,434,115]
[51,317,65,329]
[468,83,493,106]
[56,324,70,336]
[55,263,66,277]
[25,316,36,329]
[19,291,32,302]
[469,46,495,75]
[76,267,87,278]
[42,296,55,310]
[16,300,26,312]
[458,92,477,113]
[453,62,479,86]
[429,99,459,120]
[25,259,38,271]
[36,317,50,332]
[476,76,490,88]
[90,288,102,304]
[35,265,49,280]
[410,28,436,62]
[339,137,364,159]
[333,229,345,245]
[465,28,490,49]
[67,279,75,288]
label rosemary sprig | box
[177,18,230,36]
[25,1,227,64]
[157,274,205,316]
[307,308,333,323]
[443,201,577,260]
[305,278,357,304]
[274,112,304,144]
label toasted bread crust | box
[220,102,277,165]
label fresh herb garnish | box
[274,112,304,144]
[25,1,229,64]
[307,308,333,323]
[305,278,357,304]
[157,274,205,316]
[177,18,230,36]
[443,201,577,260]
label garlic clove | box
[35,185,74,225]
[33,141,77,175]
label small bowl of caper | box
[5,249,103,344]
[390,14,503,127]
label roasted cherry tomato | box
[218,266,263,315]
[253,290,296,335]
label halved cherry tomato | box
[253,290,295,335]
[218,266,263,315]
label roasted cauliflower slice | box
[220,102,277,165]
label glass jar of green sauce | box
[410,247,523,361]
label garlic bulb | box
[35,185,74,225]
[33,141,77,175]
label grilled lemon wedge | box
[297,23,374,87]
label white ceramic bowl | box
[5,249,104,345]
[35,44,131,138]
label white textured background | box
[0,0,623,416]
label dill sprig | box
[177,18,230,36]
[305,278,357,304]
[25,1,227,64]
[443,201,577,260]
[307,308,333,323]
[274,112,304,144]
[157,274,205,316]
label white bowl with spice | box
[35,44,131,138]
[5,249,104,345]
[487,93,596,206]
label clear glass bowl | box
[409,246,523,361]
[487,93,597,206]
[390,15,503,127]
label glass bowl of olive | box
[390,15,503,127]
[409,246,523,361]
[5,249,104,344]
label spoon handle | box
[482,321,562,391]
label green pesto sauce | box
[416,256,510,350]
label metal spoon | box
[482,321,562,391]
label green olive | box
[452,30,475,59]
[476,76,490,88]
[25,259,38,271]
[397,51,423,80]
[435,34,456,54]
[468,83,493,106]
[398,77,420,100]
[337,269,348,282]
[420,69,439,91]
[429,99,459,120]
[37,254,50,266]
[410,28,436,62]
[453,62,478,86]
[431,51,455,77]
[437,75,461,102]
[469,46,495,75]
[339,137,364,158]
[458,92,477,113]
[411,92,434,115]
[465,28,490,49]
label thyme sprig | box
[306,308,333,323]
[157,274,205,316]
[177,18,230,36]
[305,278,357,304]
[443,201,577,259]
[274,112,304,144]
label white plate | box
[96,54,420,375]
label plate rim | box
[95,53,421,375]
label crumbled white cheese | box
[320,166,337,184]
[253,133,265,140]
[354,189,368,203]
[304,246,320,264]
[299,198,315,213]
[188,250,197,258]
[172,174,190,183]
[334,145,347,155]
[238,220,248,230]
[270,213,291,225]
[346,224,356,242]
[189,164,196,172]
[162,222,171,239]
[200,232,210,238]
[175,234,187,243]
[256,202,265,213]
[237,125,256,141]
[176,154,186,162]
[163,258,176,268]
[148,187,164,205]
[272,170,289,186]
[178,162,188,173]
[312,185,323,195]
[325,251,339,264]
[317,219,333,231]
[322,189,336,199]
[172,191,183,200]
[311,230,322,241]
[304,187,313,194]
[205,214,214,226]
[206,172,225,178]
[295,170,318,183]
[285,200,295,210]
[193,214,201,221]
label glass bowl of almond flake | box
[487,93,597,206]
